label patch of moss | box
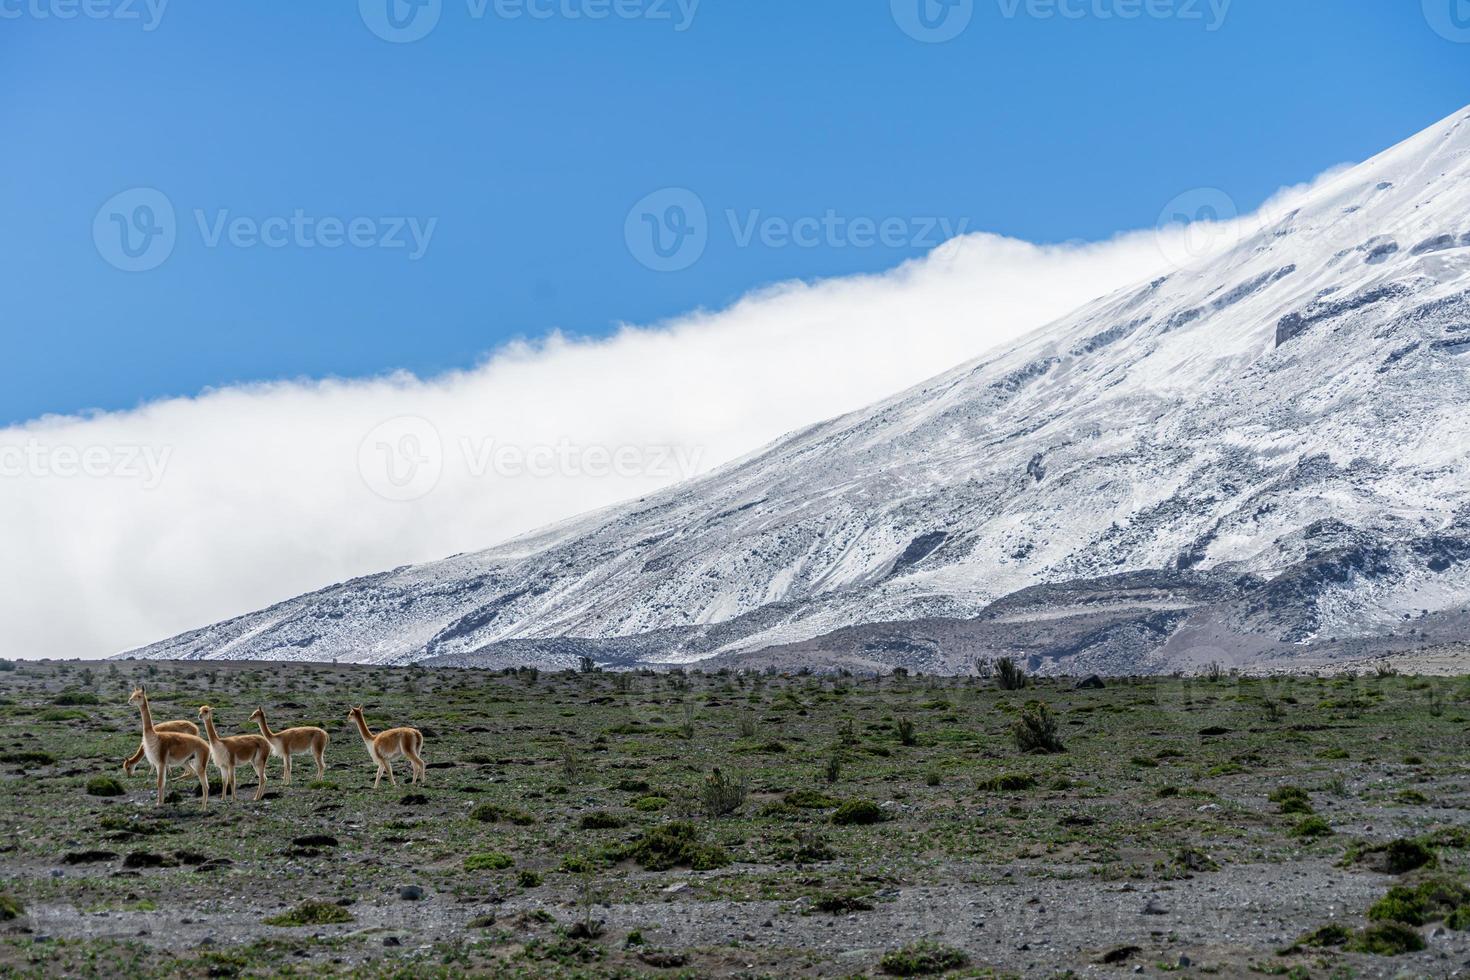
[831,799,885,826]
[85,776,127,797]
[263,901,353,927]
[622,822,730,871]
[463,851,515,871]
[1346,921,1426,956]
[878,940,970,976]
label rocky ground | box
[1,657,1468,978]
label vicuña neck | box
[137,694,155,735]
[351,714,374,743]
[203,714,220,744]
[255,711,275,739]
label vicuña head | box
[198,704,215,721]
[248,706,264,722]
[128,686,146,705]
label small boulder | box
[1075,675,1105,690]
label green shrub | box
[86,776,126,797]
[39,709,87,722]
[0,751,55,767]
[978,772,1036,792]
[623,822,730,871]
[469,802,536,825]
[1296,923,1350,947]
[784,789,839,809]
[1290,816,1333,839]
[1346,921,1426,956]
[264,901,353,927]
[895,717,917,746]
[464,851,515,871]
[879,940,970,976]
[0,894,24,921]
[831,799,885,826]
[701,768,748,818]
[1367,878,1470,926]
[994,658,1027,691]
[517,870,542,888]
[631,796,668,812]
[52,691,100,706]
[1269,786,1314,815]
[579,810,628,830]
[1346,838,1437,875]
[1012,701,1064,754]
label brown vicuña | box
[347,705,425,788]
[198,705,271,802]
[128,687,209,809]
[248,707,328,784]
[122,719,201,777]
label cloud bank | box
[2,175,1340,659]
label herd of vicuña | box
[125,686,425,808]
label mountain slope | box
[123,106,1470,671]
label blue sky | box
[2,0,1465,426]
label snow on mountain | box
[121,106,1470,672]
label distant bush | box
[631,796,668,812]
[1269,786,1314,814]
[1290,816,1333,839]
[0,751,55,767]
[469,802,536,826]
[86,776,126,797]
[1367,877,1470,926]
[463,851,515,872]
[0,894,23,921]
[879,940,970,976]
[831,799,885,826]
[895,717,917,746]
[994,658,1027,691]
[701,768,748,818]
[1345,838,1437,875]
[516,870,542,889]
[1012,701,1065,754]
[1347,921,1425,956]
[264,902,353,927]
[978,773,1036,792]
[784,789,839,810]
[39,709,87,722]
[52,691,100,706]
[579,810,629,830]
[623,822,729,871]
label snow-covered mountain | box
[122,106,1470,673]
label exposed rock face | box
[122,107,1470,674]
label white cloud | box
[0,174,1339,659]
